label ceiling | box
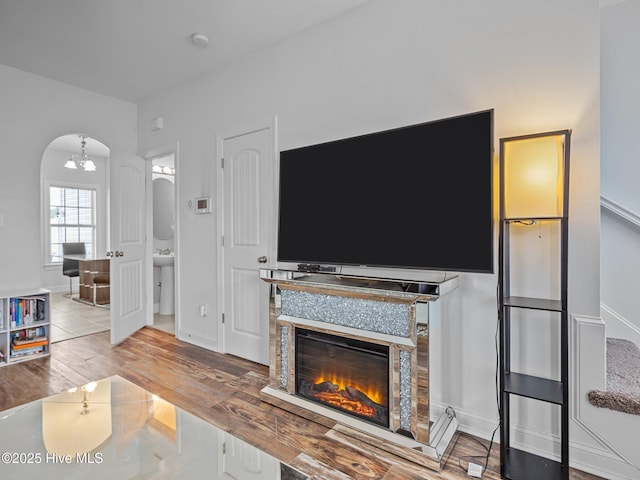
[0,0,368,104]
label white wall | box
[598,12,640,474]
[600,1,640,341]
[138,0,603,473]
[601,1,640,214]
[0,64,137,293]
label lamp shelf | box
[503,372,564,404]
[503,448,566,480]
[504,216,564,223]
[503,296,563,312]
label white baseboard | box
[177,330,218,351]
[43,285,70,295]
[570,433,640,480]
[430,402,499,443]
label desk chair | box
[90,273,110,306]
[62,242,85,297]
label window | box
[49,186,96,263]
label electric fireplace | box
[259,269,460,472]
[295,329,389,427]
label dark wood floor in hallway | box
[0,328,603,479]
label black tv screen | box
[277,109,494,274]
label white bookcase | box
[0,289,51,366]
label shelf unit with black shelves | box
[498,130,571,480]
[0,289,51,366]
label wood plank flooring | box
[0,328,603,479]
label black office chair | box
[62,242,86,297]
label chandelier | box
[64,135,96,171]
[68,381,98,415]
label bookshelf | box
[0,289,51,366]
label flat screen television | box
[277,109,494,274]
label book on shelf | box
[10,347,45,359]
[10,334,48,358]
[8,296,47,328]
[10,328,48,353]
[12,337,48,350]
[12,334,48,345]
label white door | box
[110,146,147,344]
[221,126,274,365]
[219,432,279,479]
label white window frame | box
[43,181,98,266]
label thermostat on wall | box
[195,197,212,214]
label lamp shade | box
[83,159,97,171]
[503,133,566,219]
[64,158,78,169]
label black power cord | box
[457,284,502,476]
[457,423,500,474]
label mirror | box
[153,178,174,240]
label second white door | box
[221,125,275,365]
[110,146,147,344]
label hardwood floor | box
[0,328,603,479]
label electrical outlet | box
[467,462,483,478]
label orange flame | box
[314,373,383,406]
[313,390,378,418]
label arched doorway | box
[40,133,111,342]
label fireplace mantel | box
[260,268,458,299]
[259,268,460,471]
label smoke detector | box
[191,33,209,48]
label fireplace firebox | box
[295,329,389,427]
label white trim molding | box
[601,195,640,229]
[601,302,640,347]
[572,313,640,479]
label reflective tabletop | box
[0,376,308,479]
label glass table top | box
[0,376,308,480]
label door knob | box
[106,251,113,257]
[115,251,124,257]
[257,256,267,264]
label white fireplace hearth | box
[259,269,460,471]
